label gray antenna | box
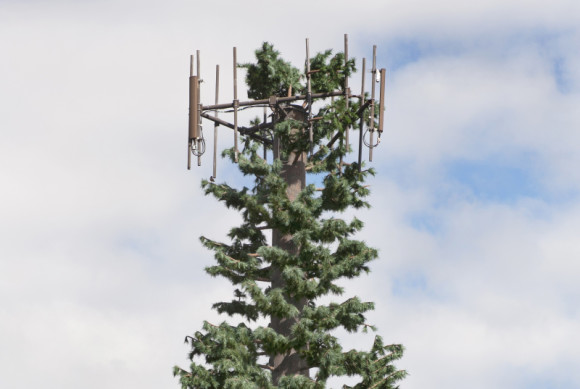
[369,45,377,162]
[211,64,220,181]
[197,50,201,78]
[358,57,366,169]
[378,68,386,132]
[187,54,202,169]
[365,46,387,164]
[344,34,350,151]
[196,50,202,167]
[233,47,239,163]
[263,106,268,160]
[186,36,387,175]
[187,54,193,170]
[306,38,313,155]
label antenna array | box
[187,35,387,178]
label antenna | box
[344,34,350,151]
[187,55,193,170]
[369,45,377,162]
[233,47,239,163]
[378,68,386,132]
[358,57,366,169]
[186,36,388,175]
[211,64,220,181]
[196,50,202,167]
[187,54,201,170]
[306,38,313,155]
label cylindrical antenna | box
[263,106,268,160]
[233,47,239,163]
[358,57,366,170]
[196,50,200,77]
[190,54,194,77]
[344,34,350,150]
[272,105,280,161]
[306,38,311,93]
[189,72,200,145]
[188,54,194,170]
[306,38,313,155]
[197,50,202,167]
[378,68,386,133]
[213,64,220,180]
[369,45,377,162]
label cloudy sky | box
[1,0,579,388]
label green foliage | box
[309,50,356,93]
[240,42,302,99]
[175,42,406,388]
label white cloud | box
[0,0,579,388]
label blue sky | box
[1,0,579,388]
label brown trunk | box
[270,105,309,384]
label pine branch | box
[369,378,387,389]
[225,255,241,263]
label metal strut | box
[186,37,387,172]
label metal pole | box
[344,34,349,151]
[196,50,200,76]
[201,90,344,111]
[358,58,366,171]
[188,73,200,162]
[378,68,386,132]
[263,106,267,160]
[233,47,239,163]
[187,54,193,170]
[213,64,220,180]
[369,45,376,162]
[306,38,313,156]
[197,50,202,167]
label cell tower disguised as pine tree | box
[174,36,407,388]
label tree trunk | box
[270,105,309,384]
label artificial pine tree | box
[174,42,407,388]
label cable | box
[363,129,381,148]
[191,127,206,157]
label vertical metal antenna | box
[196,50,200,76]
[378,68,386,133]
[344,34,349,150]
[188,54,193,170]
[197,50,202,166]
[358,57,366,170]
[213,64,220,180]
[188,55,201,166]
[233,47,239,163]
[306,38,313,155]
[273,105,280,161]
[263,106,268,160]
[369,45,377,162]
[190,54,194,76]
